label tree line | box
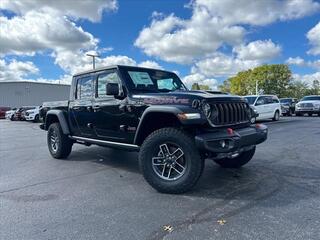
[192,64,319,99]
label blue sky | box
[0,0,319,88]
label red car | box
[0,107,11,119]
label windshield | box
[302,96,320,101]
[244,96,257,105]
[119,66,187,92]
[280,98,292,103]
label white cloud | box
[182,73,218,90]
[286,56,320,69]
[138,60,163,69]
[286,57,305,65]
[192,53,261,77]
[135,8,245,64]
[293,72,320,86]
[135,0,318,64]
[234,40,281,61]
[0,10,97,56]
[196,0,320,26]
[0,59,39,81]
[0,0,117,22]
[307,22,320,55]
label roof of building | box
[0,81,70,86]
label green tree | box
[191,83,200,90]
[220,64,292,97]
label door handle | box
[72,106,81,110]
[92,105,101,111]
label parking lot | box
[0,117,319,240]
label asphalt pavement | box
[0,117,319,240]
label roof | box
[73,64,169,77]
[0,81,70,86]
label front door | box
[69,74,95,137]
[92,70,137,143]
[255,96,268,119]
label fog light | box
[220,140,226,148]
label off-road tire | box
[213,147,256,168]
[272,110,280,121]
[139,127,204,194]
[47,123,73,159]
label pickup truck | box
[40,65,268,193]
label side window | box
[265,96,273,104]
[272,97,279,103]
[255,96,266,106]
[76,76,93,99]
[97,71,120,98]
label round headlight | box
[202,103,211,118]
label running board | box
[69,136,139,151]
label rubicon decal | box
[143,97,189,105]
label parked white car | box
[244,95,281,122]
[295,95,320,116]
[25,106,41,122]
[5,108,17,120]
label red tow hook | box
[227,128,234,135]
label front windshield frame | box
[302,96,320,101]
[119,66,188,92]
[244,96,257,105]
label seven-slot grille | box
[209,102,250,126]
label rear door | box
[69,75,95,137]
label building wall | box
[0,82,70,107]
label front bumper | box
[195,124,268,153]
[25,115,35,121]
[295,108,320,114]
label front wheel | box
[33,114,39,123]
[213,147,256,168]
[139,128,204,194]
[47,123,73,159]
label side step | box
[69,136,140,151]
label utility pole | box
[86,53,100,69]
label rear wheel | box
[10,115,14,121]
[139,128,204,194]
[272,110,280,121]
[213,147,256,168]
[47,123,73,159]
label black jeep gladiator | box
[40,65,268,193]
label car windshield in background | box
[244,96,257,105]
[120,67,188,92]
[280,98,291,103]
[302,96,320,101]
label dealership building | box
[0,81,70,108]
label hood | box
[298,100,320,104]
[131,90,244,105]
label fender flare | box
[45,110,70,135]
[133,105,205,145]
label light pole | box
[86,53,100,69]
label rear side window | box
[272,97,279,103]
[77,76,93,99]
[97,71,120,98]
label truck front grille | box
[209,102,250,126]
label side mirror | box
[106,83,119,96]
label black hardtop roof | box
[73,65,172,77]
